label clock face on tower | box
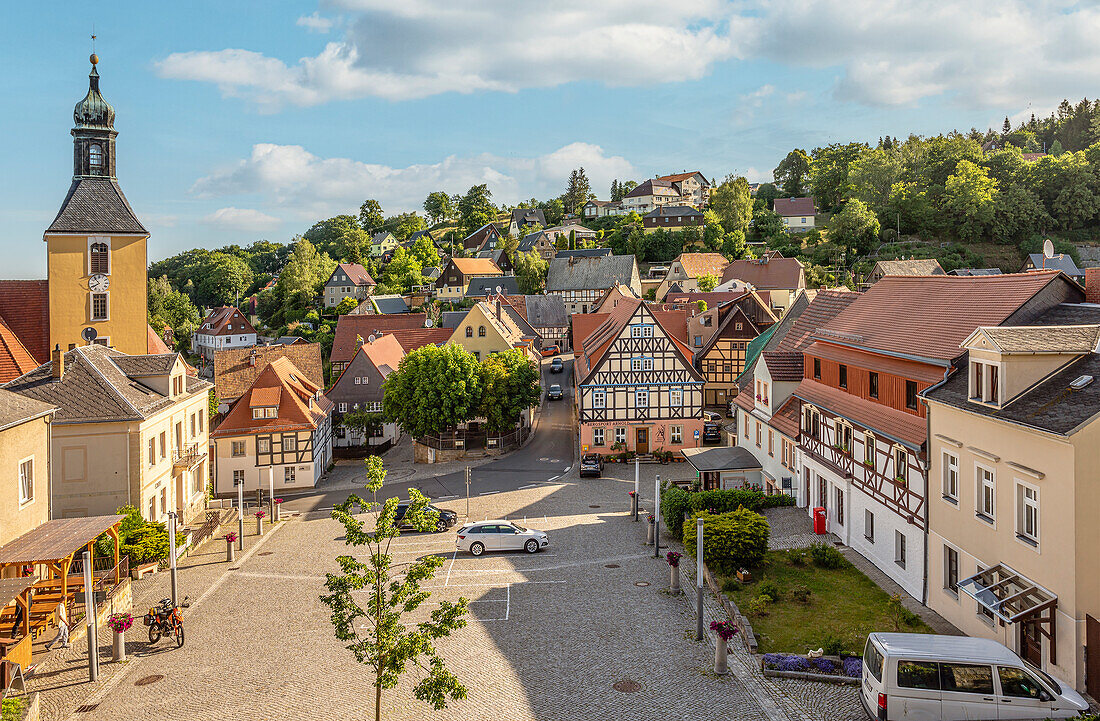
[89,273,110,292]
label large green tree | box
[273,239,335,325]
[848,147,902,218]
[710,175,754,236]
[458,185,495,236]
[514,251,549,294]
[382,344,484,437]
[563,168,591,215]
[147,275,202,347]
[304,215,361,259]
[381,247,424,293]
[408,235,442,270]
[828,198,880,258]
[197,252,254,307]
[810,142,866,210]
[383,212,427,241]
[423,192,454,225]
[478,350,541,433]
[359,199,385,233]
[322,487,468,721]
[943,160,998,241]
[773,149,811,197]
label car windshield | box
[551,385,561,391]
[511,523,527,532]
[1024,660,1061,693]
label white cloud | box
[157,0,735,106]
[296,12,335,33]
[728,0,1100,110]
[192,142,635,220]
[201,207,282,232]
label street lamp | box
[653,474,661,558]
[696,516,704,641]
[167,512,179,607]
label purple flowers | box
[811,657,836,674]
[666,551,682,568]
[762,653,865,677]
[843,656,863,677]
[710,620,738,641]
[778,656,809,672]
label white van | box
[860,633,1089,720]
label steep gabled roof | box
[147,325,173,354]
[722,255,805,290]
[673,252,729,279]
[546,255,637,292]
[388,327,453,352]
[331,263,376,286]
[510,208,546,227]
[359,333,405,377]
[772,197,815,217]
[0,388,56,433]
[575,299,697,383]
[214,343,324,402]
[523,294,567,328]
[816,271,1074,364]
[331,314,428,365]
[45,177,147,235]
[762,289,859,382]
[657,171,708,185]
[0,280,50,364]
[212,356,332,437]
[969,325,1100,354]
[870,258,945,278]
[624,178,676,198]
[197,306,257,337]
[0,317,40,384]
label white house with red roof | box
[211,356,333,494]
[324,262,376,308]
[773,197,816,232]
[192,306,258,361]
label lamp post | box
[633,458,639,521]
[465,466,471,518]
[653,474,661,558]
[696,515,705,641]
[83,550,98,681]
[167,512,179,608]
[236,478,244,551]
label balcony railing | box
[173,442,207,470]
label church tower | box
[44,54,148,356]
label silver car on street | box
[456,520,549,556]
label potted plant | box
[667,551,682,595]
[274,498,284,522]
[710,620,738,674]
[225,532,238,562]
[255,509,267,535]
[736,567,752,583]
[107,612,134,661]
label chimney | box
[249,348,257,367]
[1086,268,1100,305]
[52,344,64,381]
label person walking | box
[45,603,70,650]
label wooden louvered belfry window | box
[90,242,109,274]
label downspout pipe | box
[918,363,957,607]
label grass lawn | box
[722,549,933,655]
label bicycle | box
[143,598,184,648]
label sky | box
[3,0,1100,278]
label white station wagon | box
[456,520,548,556]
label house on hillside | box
[462,223,502,252]
[691,292,778,409]
[508,209,546,237]
[655,252,729,301]
[546,255,641,315]
[499,294,569,351]
[4,344,211,524]
[1021,253,1085,283]
[582,199,624,219]
[719,253,806,315]
[327,333,405,448]
[924,301,1100,691]
[518,230,556,260]
[370,231,398,257]
[732,290,857,498]
[622,178,681,214]
[773,197,816,232]
[213,343,324,405]
[865,258,944,286]
[795,271,1083,601]
[192,306,258,362]
[949,268,1002,276]
[643,206,705,233]
[556,248,611,260]
[330,314,429,372]
[323,262,376,308]
[573,299,705,457]
[211,356,333,495]
[657,172,711,207]
[450,300,538,362]
[435,257,504,302]
[476,247,513,274]
[466,275,521,299]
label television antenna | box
[495,285,502,295]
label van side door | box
[995,666,1053,720]
[939,662,999,720]
[895,660,941,720]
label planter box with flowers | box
[108,612,134,661]
[760,653,862,685]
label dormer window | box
[969,361,1000,404]
[89,144,103,170]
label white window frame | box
[635,389,649,408]
[592,390,606,409]
[631,358,642,371]
[258,438,270,454]
[976,463,996,523]
[338,402,348,413]
[670,388,682,406]
[671,425,682,444]
[593,428,605,446]
[354,377,361,385]
[614,427,626,445]
[284,435,297,453]
[87,236,111,275]
[284,466,296,484]
[1016,480,1039,548]
[233,469,245,486]
[643,358,653,371]
[368,401,382,413]
[942,451,959,504]
[18,457,34,506]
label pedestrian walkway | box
[25,513,290,721]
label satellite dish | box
[367,334,376,343]
[81,327,98,343]
[425,318,434,328]
[1042,238,1055,259]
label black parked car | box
[550,358,564,373]
[394,503,457,533]
[702,422,723,444]
[547,384,563,400]
[579,453,603,478]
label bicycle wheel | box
[174,622,184,648]
[148,624,161,644]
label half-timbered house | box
[794,271,1083,600]
[691,291,777,408]
[211,356,333,494]
[574,299,705,456]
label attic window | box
[89,144,103,169]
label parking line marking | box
[444,550,456,587]
[435,494,457,500]
[518,484,539,490]
[479,490,500,496]
[421,580,565,589]
[505,583,511,620]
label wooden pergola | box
[0,516,124,642]
[0,576,38,670]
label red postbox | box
[813,507,827,535]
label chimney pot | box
[52,344,64,381]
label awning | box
[958,563,1057,624]
[0,516,124,566]
[681,446,763,472]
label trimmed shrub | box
[660,485,693,540]
[808,542,847,569]
[758,578,781,601]
[687,489,794,516]
[822,635,845,656]
[747,594,773,615]
[683,508,770,576]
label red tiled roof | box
[335,263,375,286]
[657,171,705,184]
[773,197,815,217]
[0,317,38,383]
[793,379,926,448]
[0,280,49,364]
[770,395,801,438]
[212,356,332,437]
[816,271,1070,363]
[147,325,172,354]
[674,252,729,278]
[197,306,257,337]
[388,327,453,352]
[360,333,406,376]
[722,256,805,290]
[331,314,428,365]
[772,289,858,354]
[762,352,804,382]
[571,313,608,357]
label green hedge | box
[683,508,770,576]
[661,486,794,540]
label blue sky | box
[3,0,1098,278]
